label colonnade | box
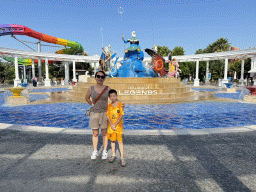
[4,47,256,88]
[192,57,256,87]
[13,55,87,87]
[12,55,256,87]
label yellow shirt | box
[169,63,175,72]
[106,101,125,134]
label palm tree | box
[211,37,231,52]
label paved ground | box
[1,123,256,192]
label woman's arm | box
[85,86,93,106]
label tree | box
[171,46,185,56]
[195,49,204,54]
[0,61,4,81]
[195,37,231,80]
[155,46,171,70]
[156,45,171,57]
[0,62,15,84]
[179,62,190,79]
[244,58,251,79]
[211,37,231,52]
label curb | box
[1,123,256,136]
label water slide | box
[0,24,84,65]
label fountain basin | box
[6,87,30,105]
[6,96,30,106]
[8,87,25,97]
[223,83,236,93]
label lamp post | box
[118,7,125,52]
[100,28,103,49]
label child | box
[106,89,126,167]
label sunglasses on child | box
[96,75,105,79]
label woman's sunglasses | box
[96,75,105,79]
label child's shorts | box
[107,132,123,142]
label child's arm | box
[106,116,112,125]
[113,115,123,127]
[107,116,117,131]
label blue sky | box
[0,0,255,57]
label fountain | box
[243,86,256,103]
[72,31,194,104]
[8,87,25,97]
[6,87,30,106]
[223,83,236,93]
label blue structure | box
[224,83,233,88]
[109,31,155,77]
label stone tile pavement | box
[1,123,256,191]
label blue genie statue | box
[109,31,155,77]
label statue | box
[110,31,155,77]
[168,58,181,77]
[145,47,167,77]
[99,44,112,71]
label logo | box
[117,110,120,113]
[110,134,112,137]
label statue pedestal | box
[14,79,21,87]
[72,77,194,104]
[244,95,256,103]
[223,88,236,93]
[193,79,200,87]
[44,79,51,87]
[7,96,29,106]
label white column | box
[37,41,42,83]
[249,57,254,78]
[205,60,209,84]
[72,60,77,82]
[193,60,200,86]
[252,57,256,78]
[94,62,97,75]
[14,56,21,87]
[32,60,35,78]
[23,64,27,83]
[64,62,69,85]
[85,71,89,82]
[252,57,256,86]
[239,59,245,85]
[222,57,229,84]
[251,57,254,70]
[44,58,51,87]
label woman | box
[85,71,111,160]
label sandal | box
[121,158,126,167]
[108,156,116,163]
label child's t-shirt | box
[106,101,125,134]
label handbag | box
[86,86,108,116]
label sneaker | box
[91,150,98,160]
[102,150,108,160]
